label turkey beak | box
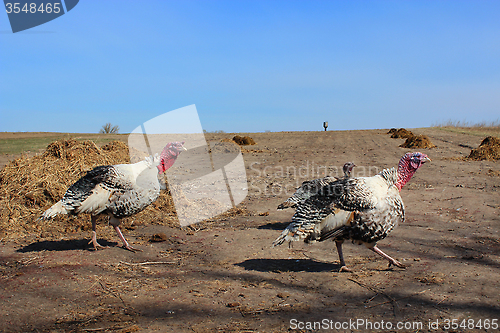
[422,156,431,163]
[181,145,187,151]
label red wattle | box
[157,156,177,174]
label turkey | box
[40,141,187,252]
[277,162,356,210]
[272,152,430,272]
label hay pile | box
[0,139,178,240]
[388,128,436,149]
[220,136,262,153]
[232,135,256,145]
[400,135,437,149]
[389,128,415,139]
[468,136,500,161]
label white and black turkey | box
[40,141,186,252]
[272,152,430,271]
[277,162,356,210]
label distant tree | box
[203,129,226,134]
[99,123,119,134]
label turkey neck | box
[157,152,178,174]
[395,156,417,191]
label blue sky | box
[1,0,499,133]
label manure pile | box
[232,135,256,146]
[388,128,415,139]
[468,136,500,161]
[400,135,437,149]
[388,128,436,149]
[0,139,178,240]
[220,136,263,153]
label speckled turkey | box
[40,141,186,252]
[273,152,430,271]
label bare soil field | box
[1,128,499,332]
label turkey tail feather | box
[40,201,70,220]
[319,225,348,242]
[277,201,296,210]
[272,230,290,247]
[272,224,308,247]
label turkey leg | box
[335,241,352,272]
[88,215,109,250]
[109,216,142,252]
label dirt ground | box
[1,128,499,332]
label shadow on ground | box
[16,239,118,252]
[257,221,290,230]
[236,258,338,273]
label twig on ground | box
[98,281,126,306]
[118,261,176,266]
[348,278,397,305]
[364,294,380,304]
[366,289,430,309]
[82,326,135,332]
[442,196,463,201]
[436,296,448,306]
[347,277,399,317]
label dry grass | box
[432,119,500,137]
[0,132,126,155]
[432,119,500,128]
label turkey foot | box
[122,244,143,253]
[371,245,406,269]
[89,231,109,251]
[339,265,352,273]
[387,259,406,269]
[114,225,142,252]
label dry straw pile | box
[220,136,262,153]
[468,136,500,161]
[0,139,177,240]
[388,128,415,139]
[400,135,437,149]
[232,135,256,146]
[388,128,436,149]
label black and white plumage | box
[277,162,356,210]
[272,152,430,271]
[40,141,186,252]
